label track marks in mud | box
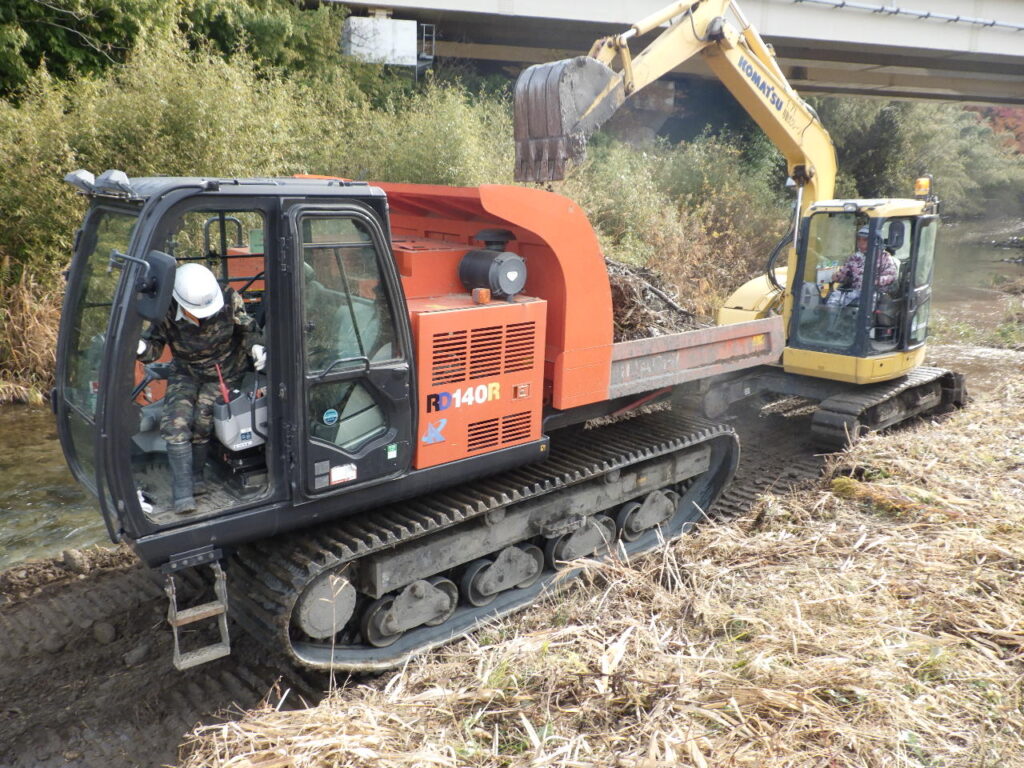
[0,561,323,768]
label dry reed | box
[0,276,61,405]
[180,374,1024,768]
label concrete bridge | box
[336,0,1024,105]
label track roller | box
[461,559,495,607]
[616,489,679,541]
[360,578,459,648]
[544,514,616,569]
[461,544,545,606]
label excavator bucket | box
[513,57,626,182]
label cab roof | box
[78,174,386,203]
[809,198,931,218]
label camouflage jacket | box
[140,288,261,382]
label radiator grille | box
[432,321,537,385]
[431,330,467,386]
[504,322,535,374]
[469,326,503,379]
[467,411,533,453]
[501,411,532,443]
[467,417,500,452]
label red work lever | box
[215,363,231,404]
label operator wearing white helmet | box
[137,263,265,514]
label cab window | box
[301,216,397,373]
[794,211,860,351]
[300,214,397,453]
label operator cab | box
[56,180,281,535]
[54,173,418,560]
[56,172,552,573]
[790,197,938,359]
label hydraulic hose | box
[766,232,792,292]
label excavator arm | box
[513,0,836,215]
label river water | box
[0,406,104,569]
[0,221,1020,569]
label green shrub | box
[332,80,513,186]
[0,0,352,98]
[0,30,517,397]
[563,135,789,315]
[0,73,81,286]
[811,97,1024,217]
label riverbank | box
[180,350,1024,768]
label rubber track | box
[811,366,960,450]
[230,411,734,669]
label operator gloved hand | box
[137,340,146,356]
[251,344,266,372]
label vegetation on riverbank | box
[1,0,1023,403]
[180,369,1024,767]
[931,227,1024,351]
[0,18,786,401]
[933,295,1024,351]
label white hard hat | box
[173,263,224,319]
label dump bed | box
[608,317,783,398]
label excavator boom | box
[513,0,836,209]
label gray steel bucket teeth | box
[513,57,625,182]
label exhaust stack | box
[513,57,626,182]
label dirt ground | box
[0,544,327,768]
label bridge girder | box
[334,0,1024,105]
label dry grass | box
[181,374,1024,768]
[0,277,61,405]
[996,276,1024,296]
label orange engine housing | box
[409,295,546,469]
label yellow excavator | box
[513,0,965,447]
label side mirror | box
[135,250,176,321]
[885,221,906,251]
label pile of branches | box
[606,258,709,341]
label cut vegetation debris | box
[607,259,709,341]
[180,373,1024,768]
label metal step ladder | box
[164,561,231,670]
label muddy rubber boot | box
[167,442,197,514]
[192,442,209,496]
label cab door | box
[54,205,142,541]
[904,215,939,349]
[287,203,414,496]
